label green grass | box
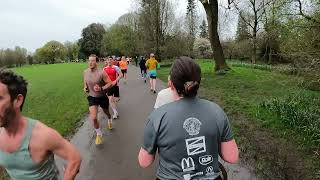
[13,63,88,136]
[158,59,320,176]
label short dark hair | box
[89,54,98,61]
[170,57,201,98]
[0,69,28,110]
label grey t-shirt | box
[143,98,233,180]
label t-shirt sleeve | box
[142,117,158,154]
[220,112,233,142]
[113,66,121,74]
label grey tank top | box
[0,119,61,180]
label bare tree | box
[230,0,275,64]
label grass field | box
[14,63,88,136]
[158,59,320,178]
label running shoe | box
[113,112,118,119]
[95,134,103,145]
[108,122,113,130]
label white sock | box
[108,119,113,124]
[112,108,118,114]
[95,128,102,135]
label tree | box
[34,41,67,64]
[79,23,106,57]
[137,0,174,60]
[102,24,137,56]
[230,0,275,64]
[201,0,230,72]
[199,19,208,38]
[194,38,213,58]
[64,41,73,62]
[236,13,251,41]
[186,0,198,58]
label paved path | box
[56,65,258,180]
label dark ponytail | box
[170,57,201,97]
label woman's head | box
[169,57,201,98]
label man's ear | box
[13,94,24,110]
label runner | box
[138,57,239,180]
[83,54,116,145]
[119,56,128,83]
[139,56,147,83]
[103,57,123,119]
[154,75,174,109]
[0,69,82,180]
[145,53,159,93]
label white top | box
[154,88,175,109]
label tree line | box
[1,0,319,76]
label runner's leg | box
[102,108,113,130]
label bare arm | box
[220,139,239,164]
[83,72,88,92]
[44,127,82,180]
[138,148,155,168]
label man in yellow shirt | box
[145,53,159,94]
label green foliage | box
[102,24,137,56]
[79,23,106,57]
[34,41,67,64]
[14,63,88,136]
[260,95,320,146]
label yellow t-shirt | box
[119,60,128,70]
[146,58,158,70]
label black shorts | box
[107,85,119,97]
[141,68,146,74]
[150,75,157,79]
[121,69,127,74]
[87,96,109,109]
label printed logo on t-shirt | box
[183,172,204,180]
[185,136,206,156]
[199,155,213,166]
[183,117,202,136]
[181,157,195,172]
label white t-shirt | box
[154,88,175,109]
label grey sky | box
[0,0,236,53]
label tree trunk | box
[202,0,230,72]
[252,33,257,64]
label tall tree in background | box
[138,0,173,60]
[236,13,251,42]
[186,0,198,58]
[201,0,230,72]
[199,19,208,38]
[79,23,106,57]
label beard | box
[0,104,16,128]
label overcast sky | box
[0,0,235,52]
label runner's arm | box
[138,148,155,168]
[114,66,123,82]
[83,72,88,92]
[219,112,239,164]
[220,139,239,164]
[41,125,82,180]
[101,72,116,90]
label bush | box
[260,94,320,146]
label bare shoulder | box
[31,121,62,148]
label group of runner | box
[83,53,160,145]
[0,54,238,180]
